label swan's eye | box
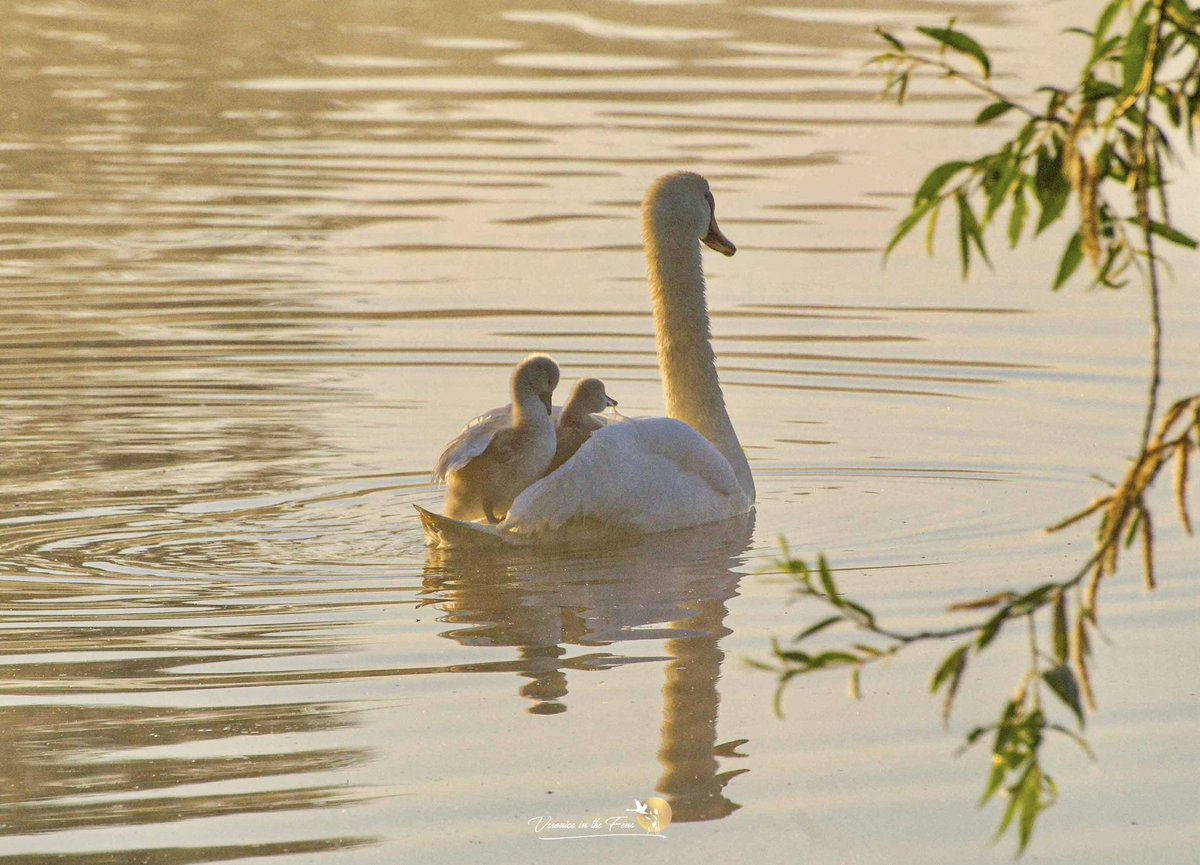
[704,190,716,217]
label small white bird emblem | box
[626,799,659,832]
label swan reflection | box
[421,513,754,822]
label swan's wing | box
[503,417,746,536]
[432,403,567,482]
[431,404,510,482]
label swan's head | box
[564,377,618,417]
[513,354,560,414]
[643,171,736,256]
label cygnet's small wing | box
[432,404,509,482]
[432,403,564,482]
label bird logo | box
[626,796,672,834]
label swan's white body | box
[423,172,754,547]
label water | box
[1,1,1198,862]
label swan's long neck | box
[646,229,755,502]
[512,386,553,435]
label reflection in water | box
[0,701,376,858]
[423,514,754,822]
[2,0,1195,861]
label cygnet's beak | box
[540,391,553,414]
[605,395,618,408]
[702,215,736,257]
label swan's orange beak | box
[702,216,736,256]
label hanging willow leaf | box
[914,160,972,205]
[976,609,1006,649]
[1034,148,1071,234]
[1175,440,1193,534]
[1165,0,1195,27]
[976,100,1016,124]
[1071,613,1096,710]
[876,27,906,52]
[1008,179,1028,248]
[1051,589,1069,663]
[1121,6,1153,97]
[1146,219,1199,249]
[931,643,970,693]
[1053,232,1084,289]
[1015,764,1044,855]
[1043,665,1086,727]
[917,25,992,77]
[886,198,937,257]
[1093,0,1126,59]
[1139,505,1156,590]
[818,557,839,602]
[794,615,844,642]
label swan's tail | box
[414,504,525,549]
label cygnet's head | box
[565,377,618,416]
[642,171,736,256]
[513,354,560,413]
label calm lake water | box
[2,1,1197,862]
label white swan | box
[419,171,754,547]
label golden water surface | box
[1,1,1197,863]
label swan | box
[437,354,560,523]
[546,377,617,474]
[419,171,754,547]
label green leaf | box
[1034,151,1071,235]
[1051,589,1069,664]
[1094,0,1126,38]
[917,25,992,77]
[1053,232,1084,290]
[914,160,971,205]
[1122,6,1153,96]
[930,643,970,693]
[817,556,838,602]
[794,615,844,642]
[1083,74,1122,101]
[942,655,969,724]
[1092,0,1126,61]
[976,609,1006,649]
[1008,180,1028,248]
[985,150,1019,219]
[957,197,972,278]
[1043,664,1086,727]
[1010,582,1057,616]
[959,724,995,753]
[1016,764,1044,854]
[993,763,1030,838]
[886,198,936,257]
[980,755,1008,806]
[1166,0,1195,29]
[1033,148,1066,225]
[975,100,1015,124]
[811,651,860,667]
[840,598,876,628]
[925,200,941,255]
[959,193,989,262]
[876,27,906,52]
[1147,220,1199,249]
[775,649,814,665]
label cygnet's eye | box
[704,190,716,217]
